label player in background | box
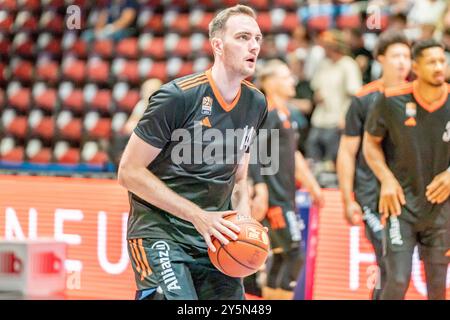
[364,39,450,300]
[250,59,323,299]
[336,31,411,299]
[118,5,268,300]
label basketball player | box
[251,60,323,299]
[363,39,450,300]
[118,5,268,300]
[336,31,411,299]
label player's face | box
[380,43,411,81]
[413,47,447,86]
[272,65,296,98]
[222,15,262,78]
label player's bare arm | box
[251,182,269,221]
[363,131,406,218]
[426,168,450,204]
[294,151,324,207]
[231,153,252,217]
[118,133,240,252]
[337,135,363,225]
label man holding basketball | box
[118,5,267,300]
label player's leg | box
[278,245,304,293]
[419,226,449,300]
[362,206,386,300]
[187,246,245,300]
[264,251,283,299]
[127,239,163,300]
[264,207,303,299]
[380,217,416,300]
[142,238,199,300]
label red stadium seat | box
[81,141,108,165]
[173,37,192,57]
[139,34,165,59]
[13,11,38,32]
[116,37,139,59]
[84,84,112,113]
[191,11,214,33]
[59,82,84,115]
[256,12,272,33]
[113,82,140,113]
[139,12,163,33]
[42,0,65,10]
[168,58,193,79]
[0,33,10,56]
[139,59,167,82]
[54,141,80,164]
[93,39,114,58]
[282,12,299,31]
[87,57,110,84]
[3,111,28,139]
[0,62,6,83]
[247,0,269,10]
[28,110,54,141]
[10,58,33,83]
[112,58,140,83]
[62,57,86,84]
[39,11,64,33]
[0,137,24,162]
[0,0,17,11]
[56,111,82,142]
[12,32,35,57]
[62,32,87,57]
[26,139,52,163]
[0,10,14,33]
[19,0,41,11]
[33,83,57,112]
[36,57,59,83]
[337,14,361,29]
[7,83,31,113]
[84,111,111,139]
[0,88,4,110]
[273,0,296,9]
[171,13,190,34]
[308,16,332,32]
[37,33,62,56]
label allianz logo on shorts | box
[389,216,403,246]
[151,241,181,292]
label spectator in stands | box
[286,51,314,153]
[442,28,450,81]
[306,30,362,178]
[344,28,374,84]
[83,0,138,42]
[387,13,408,32]
[407,0,446,28]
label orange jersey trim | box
[412,81,448,113]
[355,79,384,97]
[180,79,209,91]
[385,82,413,97]
[177,73,206,87]
[242,80,264,95]
[205,69,241,112]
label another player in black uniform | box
[251,60,323,299]
[364,39,450,300]
[337,31,411,300]
[118,5,268,300]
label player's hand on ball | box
[379,176,406,218]
[426,170,450,204]
[344,200,363,225]
[191,210,241,252]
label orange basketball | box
[208,214,270,278]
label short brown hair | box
[208,5,257,39]
[374,30,410,58]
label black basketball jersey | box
[250,100,297,211]
[344,80,384,211]
[365,81,450,229]
[128,70,268,247]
